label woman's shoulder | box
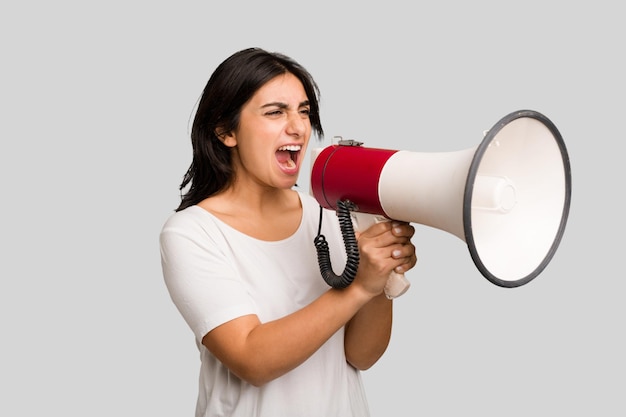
[296,190,342,236]
[162,205,204,226]
[296,190,318,208]
[160,205,224,239]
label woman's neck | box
[198,187,303,241]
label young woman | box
[160,47,417,417]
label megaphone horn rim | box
[463,109,573,288]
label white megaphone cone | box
[310,109,571,296]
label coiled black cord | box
[314,200,360,288]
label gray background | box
[2,1,623,416]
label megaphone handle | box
[351,212,411,299]
[385,270,411,299]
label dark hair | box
[176,47,324,212]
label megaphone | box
[310,109,571,297]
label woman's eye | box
[265,109,283,116]
[300,108,311,116]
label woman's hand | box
[353,220,417,297]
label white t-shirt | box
[160,192,370,417]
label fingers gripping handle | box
[351,213,411,299]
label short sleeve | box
[159,208,257,342]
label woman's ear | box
[215,129,237,147]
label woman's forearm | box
[344,293,393,370]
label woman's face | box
[224,72,312,190]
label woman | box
[160,47,417,417]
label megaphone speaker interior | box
[310,109,571,288]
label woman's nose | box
[286,112,307,137]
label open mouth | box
[276,145,302,170]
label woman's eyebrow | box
[261,100,310,109]
[261,102,288,109]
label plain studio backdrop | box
[1,1,623,416]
